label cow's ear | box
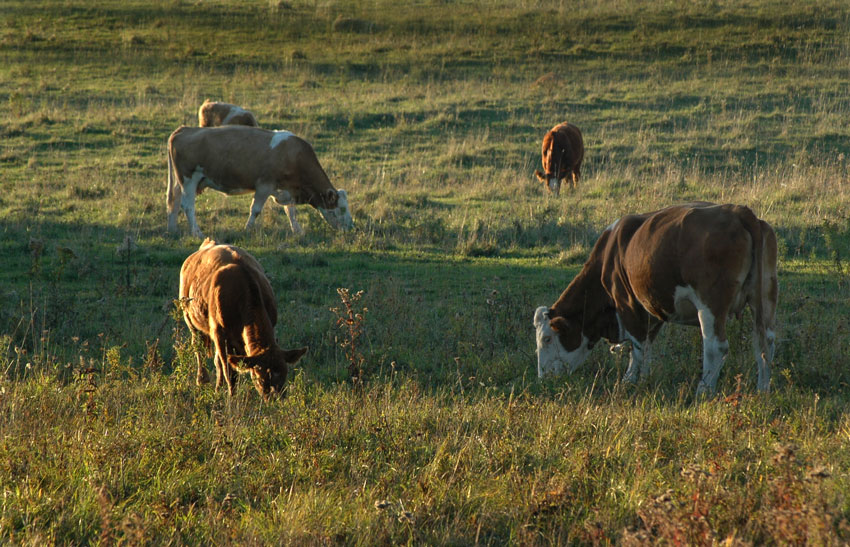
[549,316,570,333]
[282,346,308,364]
[228,354,252,371]
[325,189,339,208]
[534,170,547,183]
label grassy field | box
[2,0,850,543]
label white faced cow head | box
[317,189,354,231]
[534,166,567,197]
[533,306,591,378]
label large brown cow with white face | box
[179,238,308,399]
[198,99,259,128]
[534,122,584,196]
[534,202,778,395]
[166,125,353,237]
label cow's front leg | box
[623,337,649,384]
[245,187,272,230]
[696,310,729,396]
[284,205,304,235]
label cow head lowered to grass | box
[534,122,584,196]
[534,202,778,396]
[166,125,354,237]
[179,238,308,399]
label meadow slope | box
[1,0,850,543]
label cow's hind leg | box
[167,173,182,233]
[181,170,205,238]
[191,332,210,385]
[753,329,774,393]
[696,306,729,396]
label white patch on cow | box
[674,285,730,396]
[317,189,354,231]
[222,106,246,125]
[670,286,701,325]
[548,178,561,196]
[269,130,294,149]
[533,306,590,378]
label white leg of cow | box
[623,337,648,384]
[245,188,272,230]
[696,307,729,396]
[753,327,775,393]
[284,205,304,235]
[181,171,205,238]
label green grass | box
[2,0,850,543]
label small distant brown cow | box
[198,99,259,128]
[534,122,584,196]
[534,202,778,395]
[179,238,307,399]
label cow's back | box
[180,241,277,338]
[547,123,583,158]
[607,203,757,321]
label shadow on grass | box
[2,208,847,402]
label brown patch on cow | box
[179,239,307,399]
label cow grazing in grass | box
[534,122,584,196]
[534,202,778,395]
[198,99,259,128]
[166,125,354,237]
[179,238,308,399]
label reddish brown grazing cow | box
[198,99,259,128]
[166,125,353,237]
[534,202,778,395]
[179,238,308,399]
[534,122,584,196]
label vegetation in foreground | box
[1,0,849,543]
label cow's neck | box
[242,317,277,356]
[552,261,619,344]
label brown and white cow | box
[534,122,584,196]
[166,125,353,237]
[179,238,308,399]
[534,202,778,395]
[198,99,259,128]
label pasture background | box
[2,0,850,543]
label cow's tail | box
[741,207,777,391]
[166,134,181,232]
